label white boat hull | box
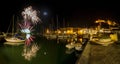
[5,38,25,43]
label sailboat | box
[5,15,25,43]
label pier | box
[76,42,120,64]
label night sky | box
[0,0,120,32]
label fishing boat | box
[90,38,114,46]
[5,15,25,43]
[74,43,82,51]
[66,41,75,49]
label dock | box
[76,42,120,64]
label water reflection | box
[65,48,75,54]
[22,43,40,61]
[0,35,79,64]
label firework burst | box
[22,6,41,24]
[19,21,34,34]
[19,21,35,45]
[25,34,35,46]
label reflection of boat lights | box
[22,43,40,61]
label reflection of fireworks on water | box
[22,43,40,61]
[22,6,41,24]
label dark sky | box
[0,0,120,32]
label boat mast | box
[63,18,65,28]
[56,15,59,29]
[12,15,14,36]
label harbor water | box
[0,36,81,64]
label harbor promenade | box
[76,42,120,64]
